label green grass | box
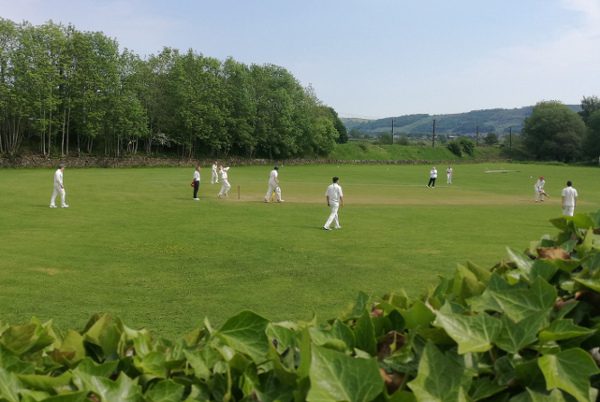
[327,143,503,161]
[1,163,598,338]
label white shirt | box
[326,183,343,204]
[54,169,63,188]
[193,170,200,182]
[446,168,453,176]
[269,169,278,185]
[220,167,230,180]
[212,164,218,173]
[430,168,437,179]
[561,186,578,206]
[535,179,545,192]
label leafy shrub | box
[459,137,475,156]
[447,140,462,157]
[377,133,393,145]
[396,136,410,145]
[1,212,600,401]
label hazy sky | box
[1,0,599,118]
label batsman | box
[264,166,284,203]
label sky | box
[1,0,599,118]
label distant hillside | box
[342,105,581,136]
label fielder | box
[323,176,343,230]
[211,161,219,184]
[427,166,437,188]
[264,166,283,203]
[534,176,547,202]
[446,166,453,184]
[217,165,231,198]
[50,164,69,208]
[561,180,578,216]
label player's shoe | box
[61,205,69,208]
[49,205,57,208]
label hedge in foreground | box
[1,213,600,401]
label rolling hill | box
[342,105,581,136]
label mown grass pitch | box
[1,163,598,337]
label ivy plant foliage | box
[1,213,600,401]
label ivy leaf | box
[452,264,487,302]
[72,357,119,379]
[469,275,556,322]
[506,247,534,277]
[0,322,54,356]
[133,350,168,379]
[573,276,600,292]
[539,319,596,343]
[407,342,471,402]
[215,310,269,363]
[354,310,377,354]
[92,372,143,402]
[51,330,86,366]
[307,345,384,402]
[400,300,435,329]
[510,388,567,401]
[310,320,355,351]
[82,314,121,358]
[495,315,546,354]
[571,215,595,231]
[433,303,502,354]
[0,367,20,402]
[41,391,90,401]
[468,377,506,400]
[144,379,185,402]
[538,348,600,402]
[17,372,72,392]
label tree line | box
[0,18,348,159]
[521,96,600,162]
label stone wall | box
[0,154,508,168]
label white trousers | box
[324,202,341,229]
[447,174,452,184]
[211,171,219,184]
[562,205,575,216]
[50,187,66,207]
[218,180,231,197]
[264,182,282,201]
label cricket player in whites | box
[50,164,69,208]
[264,166,283,203]
[534,176,547,202]
[323,176,343,230]
[217,165,231,198]
[211,161,219,184]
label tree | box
[222,58,257,157]
[326,107,347,144]
[579,95,600,124]
[583,110,600,160]
[522,101,586,162]
[483,132,498,145]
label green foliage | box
[0,18,342,159]
[579,96,600,125]
[447,140,462,157]
[377,133,393,145]
[583,110,600,160]
[2,206,599,400]
[484,132,499,146]
[522,101,587,162]
[458,137,475,156]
